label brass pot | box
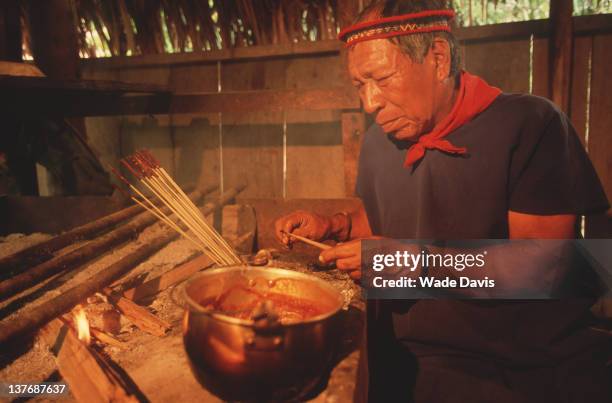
[182,266,345,402]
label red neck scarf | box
[403,71,501,168]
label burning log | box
[0,184,212,276]
[0,185,246,345]
[0,188,209,301]
[90,327,128,349]
[84,298,122,334]
[39,317,139,402]
[104,289,171,337]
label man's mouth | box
[379,117,408,133]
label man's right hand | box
[274,210,332,247]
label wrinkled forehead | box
[347,40,401,76]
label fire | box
[73,305,91,345]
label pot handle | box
[244,328,285,351]
[244,304,285,350]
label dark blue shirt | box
[357,93,608,239]
[356,93,609,364]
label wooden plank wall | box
[463,38,531,93]
[587,33,612,236]
[82,52,351,199]
[459,25,611,237]
[81,16,612,235]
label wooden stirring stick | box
[281,231,331,250]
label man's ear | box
[431,37,451,81]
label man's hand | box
[274,210,332,247]
[319,239,362,280]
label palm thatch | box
[18,0,611,59]
[70,0,340,57]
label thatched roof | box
[70,0,340,58]
[18,0,612,59]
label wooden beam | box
[0,75,169,93]
[81,40,342,69]
[167,88,360,114]
[0,0,22,62]
[549,0,573,113]
[0,87,360,118]
[24,0,80,79]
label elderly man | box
[275,1,610,402]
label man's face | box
[348,39,438,141]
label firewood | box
[62,313,127,348]
[0,185,245,345]
[104,289,171,337]
[39,319,139,403]
[0,185,213,275]
[90,327,128,349]
[0,230,178,345]
[121,254,214,302]
[0,189,206,302]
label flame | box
[73,305,91,345]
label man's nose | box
[361,82,384,114]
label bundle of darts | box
[112,150,242,266]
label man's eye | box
[378,76,392,86]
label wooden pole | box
[23,0,102,194]
[24,0,80,80]
[0,184,246,345]
[337,1,366,198]
[0,185,216,275]
[549,0,573,113]
[0,189,205,301]
[0,0,22,62]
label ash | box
[0,232,364,403]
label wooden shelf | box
[81,40,342,69]
[0,74,169,94]
[0,82,359,117]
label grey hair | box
[354,0,462,78]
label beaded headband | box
[338,9,455,47]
